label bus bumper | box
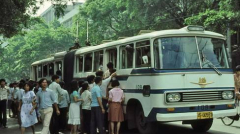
[156,109,237,121]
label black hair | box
[236,65,240,72]
[23,82,34,91]
[19,82,25,89]
[59,81,65,89]
[19,79,25,84]
[78,80,84,88]
[51,75,59,81]
[87,75,95,84]
[70,80,79,93]
[107,62,114,69]
[81,82,89,92]
[9,83,13,88]
[0,79,6,83]
[95,70,104,77]
[111,79,120,87]
[95,76,102,84]
[38,78,48,88]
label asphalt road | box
[2,116,240,134]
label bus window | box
[49,63,54,76]
[120,44,133,69]
[79,56,83,72]
[43,65,48,77]
[107,48,117,69]
[38,65,42,78]
[136,40,151,68]
[84,53,92,72]
[94,50,103,71]
[56,61,62,71]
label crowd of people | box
[0,62,125,134]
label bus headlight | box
[167,93,181,102]
[222,91,234,100]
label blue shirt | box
[70,91,81,105]
[59,89,70,108]
[91,85,101,107]
[36,88,57,109]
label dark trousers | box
[102,99,108,130]
[50,106,59,134]
[91,107,104,134]
[83,109,91,134]
[59,107,68,130]
[0,100,7,127]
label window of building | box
[94,50,103,71]
[107,48,117,69]
[38,65,42,78]
[78,56,83,72]
[49,63,54,76]
[136,40,151,68]
[84,53,92,72]
[120,44,134,69]
[43,64,48,77]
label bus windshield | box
[154,37,229,69]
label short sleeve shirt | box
[91,85,101,107]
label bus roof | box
[31,57,54,66]
[75,27,225,55]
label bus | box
[30,26,236,133]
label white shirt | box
[15,89,24,101]
[81,90,92,110]
[49,82,62,104]
[0,86,9,101]
[100,77,111,98]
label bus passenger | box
[104,62,114,79]
[81,82,92,134]
[108,80,124,134]
[234,65,240,99]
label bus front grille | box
[182,91,223,102]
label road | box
[2,116,240,134]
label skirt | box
[20,103,38,127]
[68,103,80,125]
[108,102,124,122]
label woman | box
[68,80,83,134]
[108,80,124,134]
[81,82,92,134]
[18,82,38,134]
[235,65,240,97]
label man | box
[91,76,105,134]
[7,83,14,118]
[96,70,116,132]
[104,62,114,79]
[12,82,19,118]
[58,81,70,131]
[36,78,60,134]
[0,79,9,128]
[48,75,62,134]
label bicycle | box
[221,97,239,126]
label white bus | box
[31,26,236,133]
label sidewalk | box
[2,115,69,134]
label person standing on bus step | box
[49,75,63,134]
[36,78,60,134]
[108,80,124,134]
[95,70,116,132]
[58,81,70,131]
[81,82,92,134]
[18,82,38,134]
[0,79,9,128]
[234,65,240,98]
[68,80,83,134]
[90,76,105,134]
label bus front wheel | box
[135,106,157,134]
[191,119,213,132]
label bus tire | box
[135,105,157,134]
[191,119,213,132]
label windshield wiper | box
[201,52,222,75]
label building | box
[40,2,83,27]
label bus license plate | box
[197,111,213,119]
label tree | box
[0,0,68,38]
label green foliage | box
[0,19,75,81]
